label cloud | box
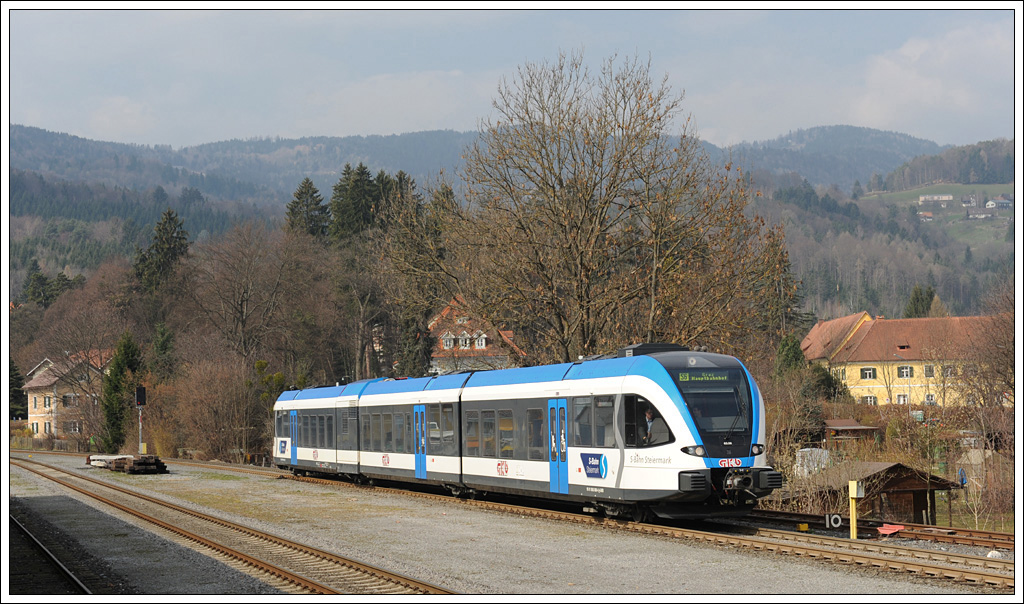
[296,69,501,137]
[848,22,1013,144]
[89,97,157,141]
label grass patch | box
[862,183,1014,204]
[190,472,247,481]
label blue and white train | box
[272,343,783,520]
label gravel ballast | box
[6,453,1002,595]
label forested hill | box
[9,123,1013,320]
[727,125,948,192]
[9,124,962,203]
[9,125,478,205]
[877,137,1014,192]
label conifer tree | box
[10,359,28,420]
[903,284,936,318]
[285,177,330,240]
[134,208,190,291]
[100,331,143,453]
[329,163,377,241]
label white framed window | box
[442,333,454,350]
[44,396,52,408]
[898,365,913,379]
[32,422,39,434]
[44,421,51,434]
[924,394,936,406]
[475,334,487,349]
[896,394,908,405]
[860,367,876,380]
[33,396,38,409]
[861,395,877,405]
[459,332,471,349]
[924,365,934,378]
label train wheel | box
[631,505,649,523]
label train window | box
[302,415,311,447]
[371,413,382,451]
[317,416,325,448]
[406,412,413,453]
[442,404,457,456]
[465,410,480,456]
[395,413,405,453]
[594,395,615,447]
[558,407,567,462]
[549,408,557,461]
[383,413,394,452]
[573,397,593,446]
[481,410,496,457]
[499,409,514,458]
[361,413,370,450]
[527,408,545,460]
[624,395,674,448]
[428,404,442,454]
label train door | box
[547,398,568,494]
[413,404,427,479]
[289,410,298,465]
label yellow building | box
[800,313,995,407]
[24,351,110,442]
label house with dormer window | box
[428,299,526,374]
[801,313,996,407]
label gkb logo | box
[580,453,607,479]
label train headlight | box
[751,444,765,455]
[682,445,706,457]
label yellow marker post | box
[849,480,864,539]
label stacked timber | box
[109,455,169,474]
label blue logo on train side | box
[580,453,607,479]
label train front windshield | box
[662,361,754,458]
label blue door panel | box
[290,410,298,465]
[548,399,568,494]
[414,405,427,479]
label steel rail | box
[750,508,1014,550]
[11,458,452,595]
[16,452,1012,590]
[10,513,93,595]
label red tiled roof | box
[801,313,994,365]
[429,299,526,359]
[831,316,992,363]
[800,312,871,361]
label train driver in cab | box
[640,406,669,446]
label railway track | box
[13,452,1014,591]
[10,456,454,595]
[8,514,92,595]
[749,508,1014,551]
[274,467,1014,590]
[281,473,1014,590]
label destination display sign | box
[678,370,732,383]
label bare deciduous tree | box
[434,51,796,364]
[184,222,296,362]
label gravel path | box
[6,453,1000,595]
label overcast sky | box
[5,6,1021,149]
